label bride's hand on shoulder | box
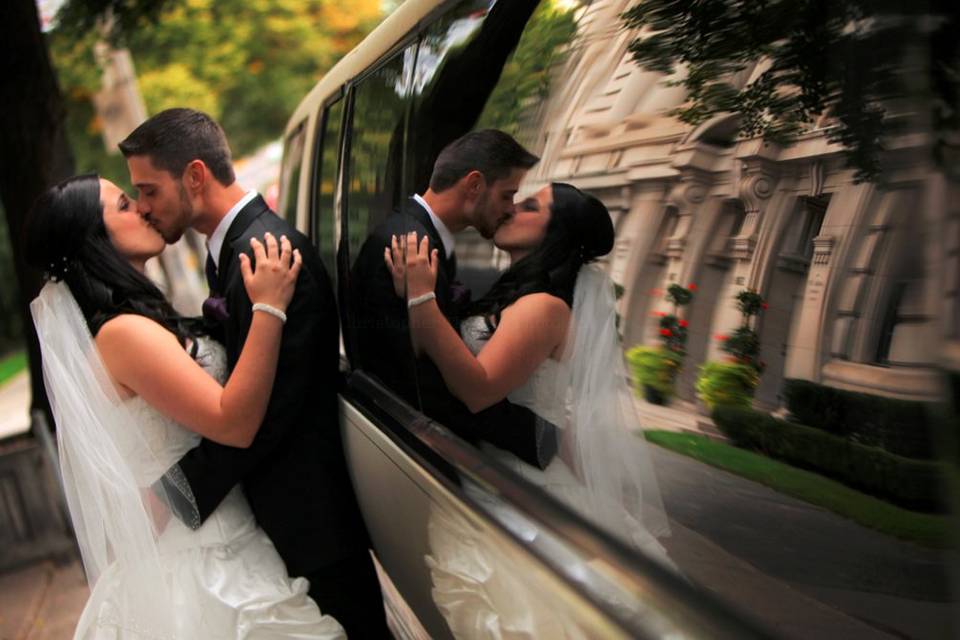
[383,234,406,297]
[384,232,439,300]
[404,232,438,300]
[240,232,302,312]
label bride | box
[26,174,345,639]
[386,182,674,636]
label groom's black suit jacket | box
[166,196,369,577]
[351,197,555,468]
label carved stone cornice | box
[812,235,835,266]
[732,158,780,260]
[738,158,778,215]
[664,168,712,258]
[667,174,708,211]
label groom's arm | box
[414,355,557,469]
[158,236,337,526]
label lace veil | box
[31,281,199,633]
[549,265,671,550]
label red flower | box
[679,319,689,328]
[761,302,769,310]
[714,334,728,341]
[660,328,672,337]
[655,311,666,317]
[687,283,698,291]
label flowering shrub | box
[695,361,760,410]
[697,288,768,409]
[735,289,766,316]
[627,345,684,404]
[654,282,696,355]
[716,289,767,373]
[632,282,698,403]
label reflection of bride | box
[388,183,675,636]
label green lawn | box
[644,429,955,549]
[0,351,27,388]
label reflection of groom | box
[352,129,556,468]
[120,109,387,637]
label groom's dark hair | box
[119,108,236,185]
[429,129,538,192]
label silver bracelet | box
[252,303,287,323]
[407,292,436,309]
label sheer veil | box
[31,281,199,633]
[552,265,670,551]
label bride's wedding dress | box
[73,337,345,639]
[424,267,675,638]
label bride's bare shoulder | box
[505,292,571,319]
[95,314,179,354]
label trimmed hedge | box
[783,378,936,459]
[695,361,758,411]
[626,346,683,398]
[713,406,946,512]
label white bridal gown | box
[74,338,345,640]
[424,315,675,639]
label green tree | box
[621,0,959,181]
[476,1,578,138]
[50,0,385,181]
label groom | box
[352,129,556,468]
[120,109,387,637]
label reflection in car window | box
[344,47,420,402]
[314,99,343,278]
[277,121,306,227]
[410,0,578,297]
[389,1,959,638]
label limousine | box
[275,0,771,637]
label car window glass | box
[341,45,424,409]
[277,121,306,228]
[313,99,343,278]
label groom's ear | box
[182,159,207,193]
[461,170,486,198]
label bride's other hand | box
[404,231,439,299]
[383,234,406,297]
[240,232,302,312]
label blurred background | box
[1,0,958,638]
[0,1,396,636]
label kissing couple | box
[27,109,386,638]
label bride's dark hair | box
[24,174,203,345]
[468,182,614,327]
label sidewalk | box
[0,371,30,440]
[633,393,728,441]
[0,557,87,640]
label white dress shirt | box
[413,193,456,260]
[207,190,258,269]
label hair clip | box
[46,255,71,281]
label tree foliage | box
[476,0,578,138]
[51,0,385,180]
[622,0,959,181]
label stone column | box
[703,157,781,363]
[616,183,672,346]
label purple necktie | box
[202,252,229,323]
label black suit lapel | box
[217,195,271,280]
[403,197,454,279]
